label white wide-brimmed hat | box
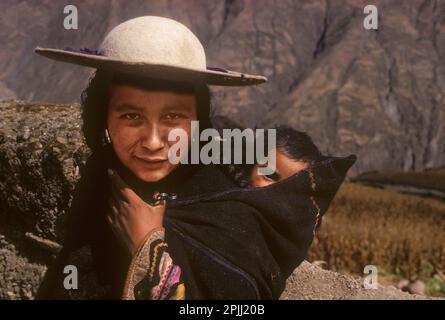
[35,15,267,86]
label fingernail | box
[107,169,114,176]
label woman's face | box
[107,83,197,182]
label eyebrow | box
[111,103,193,113]
[112,103,144,112]
[163,104,195,113]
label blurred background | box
[0,0,444,299]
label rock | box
[0,234,47,300]
[397,279,410,291]
[280,261,438,300]
[25,232,62,254]
[312,260,327,269]
[0,101,89,243]
[408,280,426,295]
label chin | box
[135,171,168,183]
[123,158,178,183]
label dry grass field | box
[308,182,445,296]
[353,168,445,193]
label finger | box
[108,169,129,203]
[106,214,117,234]
[106,215,122,241]
[147,201,167,217]
[152,199,167,208]
[151,192,167,208]
[108,169,141,204]
[108,197,119,217]
[106,214,114,227]
[110,181,124,204]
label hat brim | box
[35,47,267,87]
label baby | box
[250,126,323,188]
[222,126,323,188]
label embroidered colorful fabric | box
[122,227,185,300]
[308,169,321,235]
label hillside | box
[1,0,444,175]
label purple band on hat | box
[207,66,228,73]
[64,47,103,56]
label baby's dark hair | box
[271,126,323,165]
[222,126,323,187]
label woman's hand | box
[106,169,166,256]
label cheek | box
[167,121,193,146]
[250,171,264,188]
[250,166,276,188]
[108,122,140,157]
[182,120,193,139]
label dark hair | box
[272,126,323,165]
[80,70,212,153]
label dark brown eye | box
[164,113,184,121]
[264,172,280,181]
[257,163,280,181]
[122,113,141,120]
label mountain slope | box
[1,0,444,175]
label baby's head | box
[250,127,323,188]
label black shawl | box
[37,152,356,299]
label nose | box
[140,124,165,152]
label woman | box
[35,16,356,299]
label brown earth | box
[282,261,436,300]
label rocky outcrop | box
[0,100,438,300]
[1,0,444,175]
[282,261,435,300]
[0,101,88,243]
[0,235,46,300]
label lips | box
[134,156,168,167]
